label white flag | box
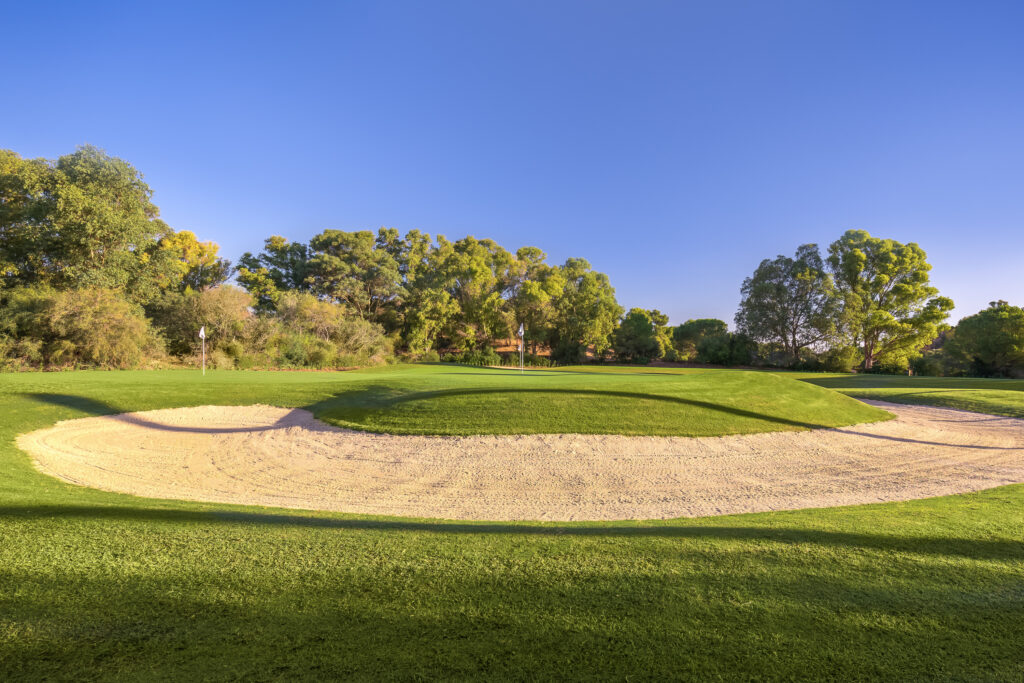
[517,323,524,337]
[199,326,206,340]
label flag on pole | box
[199,326,206,340]
[517,323,524,337]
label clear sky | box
[4,1,1022,325]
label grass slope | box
[312,364,887,435]
[797,373,1024,419]
[0,367,1021,680]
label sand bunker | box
[16,402,1024,521]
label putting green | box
[310,364,890,436]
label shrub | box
[420,350,440,362]
[0,286,164,369]
[147,285,252,356]
[819,345,860,373]
[910,352,944,377]
[208,349,235,370]
[696,333,756,366]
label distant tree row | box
[234,231,623,362]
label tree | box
[236,236,311,310]
[827,229,953,370]
[695,332,757,366]
[507,247,563,354]
[155,230,233,291]
[672,319,728,360]
[548,258,623,362]
[0,146,176,302]
[735,244,836,362]
[431,236,515,349]
[306,229,404,324]
[945,301,1024,377]
[613,309,662,363]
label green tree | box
[431,236,515,349]
[155,230,233,291]
[613,308,662,363]
[508,247,563,354]
[945,301,1024,377]
[827,230,953,370]
[236,236,311,310]
[306,229,404,324]
[672,319,728,360]
[695,332,757,366]
[549,258,623,362]
[0,146,176,302]
[735,243,836,363]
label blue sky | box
[5,1,1023,325]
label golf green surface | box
[1,366,1022,680]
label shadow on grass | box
[2,504,1021,561]
[23,393,306,434]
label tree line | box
[2,146,1019,376]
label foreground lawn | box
[797,373,1024,419]
[0,367,1021,680]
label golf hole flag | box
[199,326,206,340]
[517,322,524,371]
[199,326,206,375]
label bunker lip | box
[16,401,1024,522]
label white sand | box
[16,401,1024,521]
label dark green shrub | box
[696,333,756,366]
[909,352,944,377]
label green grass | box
[310,364,888,436]
[796,373,1024,419]
[0,366,1022,680]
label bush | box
[439,348,502,366]
[147,285,252,356]
[695,333,756,366]
[0,286,164,369]
[419,350,440,362]
[819,346,860,373]
[910,352,944,377]
[208,349,235,370]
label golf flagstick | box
[199,326,206,376]
[517,322,524,373]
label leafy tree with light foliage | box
[0,146,178,302]
[827,229,953,370]
[156,230,233,291]
[548,258,623,362]
[735,243,836,362]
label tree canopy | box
[735,244,835,361]
[827,230,953,370]
[945,301,1024,377]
